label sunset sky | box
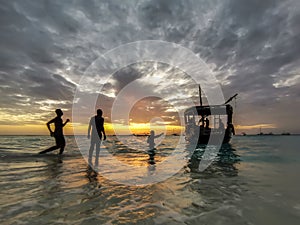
[1,0,300,135]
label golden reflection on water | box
[102,136,180,167]
[0,137,254,224]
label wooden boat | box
[184,86,237,144]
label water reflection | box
[85,166,102,191]
[188,143,240,177]
[43,156,64,180]
[86,166,98,182]
[147,164,156,176]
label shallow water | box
[0,135,300,224]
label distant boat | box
[257,132,274,136]
[133,133,149,137]
[257,127,274,136]
[184,85,237,144]
[281,132,290,135]
[257,126,264,135]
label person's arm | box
[102,120,106,140]
[87,118,92,139]
[63,119,70,127]
[46,119,55,136]
[232,124,235,135]
[154,133,164,138]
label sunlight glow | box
[236,123,276,130]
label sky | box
[1,0,300,135]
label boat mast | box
[257,126,263,135]
[199,85,203,106]
[198,85,205,126]
[224,93,238,104]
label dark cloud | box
[112,66,144,93]
[0,0,300,132]
[138,0,188,28]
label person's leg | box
[148,148,156,160]
[58,136,66,155]
[39,145,59,154]
[88,141,96,165]
[39,136,60,154]
[95,141,100,167]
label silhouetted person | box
[227,123,235,135]
[87,109,106,166]
[198,117,204,127]
[205,118,210,128]
[147,130,163,150]
[39,109,70,155]
[147,130,163,164]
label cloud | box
[0,0,300,132]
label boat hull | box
[196,134,232,144]
[186,128,233,145]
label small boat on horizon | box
[133,133,149,137]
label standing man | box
[39,109,70,155]
[87,109,106,166]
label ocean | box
[0,135,300,225]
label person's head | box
[97,109,103,116]
[55,109,63,117]
[150,130,154,135]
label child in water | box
[147,130,164,163]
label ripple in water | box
[1,135,300,224]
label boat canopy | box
[184,104,233,124]
[184,105,232,116]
